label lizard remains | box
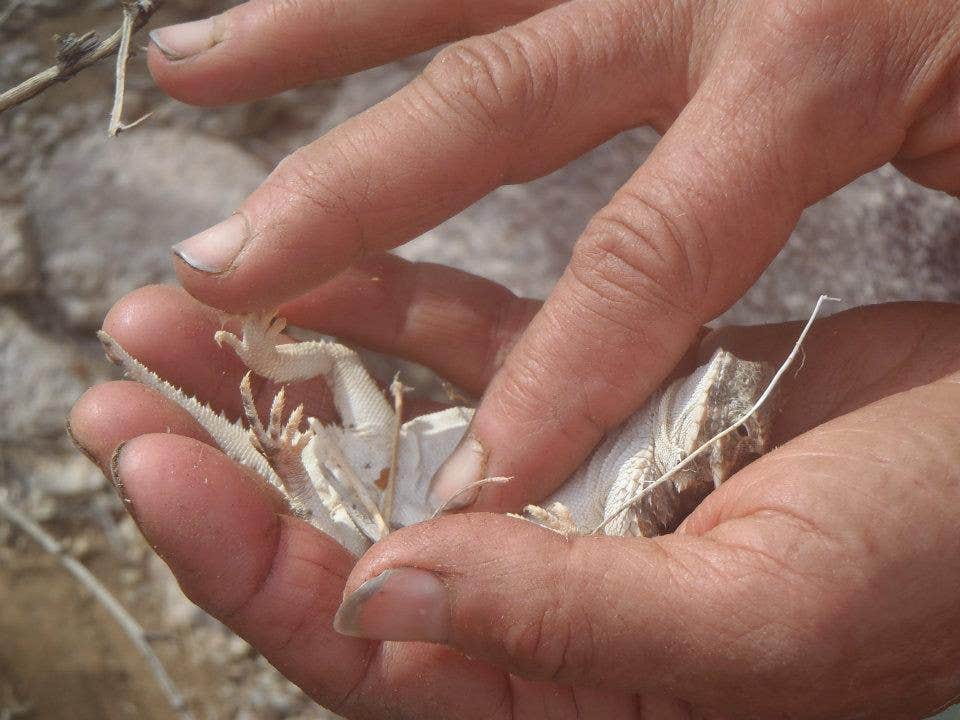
[97,313,775,555]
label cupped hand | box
[148,0,960,513]
[70,284,960,719]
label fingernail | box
[172,214,248,274]
[108,442,135,513]
[334,568,449,642]
[428,435,486,511]
[65,416,97,466]
[149,18,219,61]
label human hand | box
[148,0,960,512]
[69,286,960,718]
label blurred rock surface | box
[0,307,97,441]
[28,127,265,328]
[724,164,960,324]
[0,204,36,296]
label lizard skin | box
[98,313,774,555]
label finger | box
[68,380,215,472]
[171,0,688,311]
[114,433,637,718]
[429,28,915,511]
[337,371,960,716]
[680,372,960,717]
[895,144,960,196]
[148,0,563,106]
[103,284,337,424]
[335,511,777,701]
[282,254,540,396]
[894,65,960,195]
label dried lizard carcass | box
[97,313,775,555]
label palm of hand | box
[70,289,960,719]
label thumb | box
[334,513,747,694]
[427,63,907,512]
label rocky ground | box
[1,2,960,720]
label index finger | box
[169,0,690,311]
[427,48,912,510]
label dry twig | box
[109,0,154,135]
[0,0,164,122]
[0,493,195,720]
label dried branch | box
[109,0,153,135]
[0,494,195,720]
[0,0,165,117]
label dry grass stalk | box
[0,492,195,720]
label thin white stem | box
[593,294,841,535]
[0,495,195,720]
[0,0,164,115]
[107,1,137,136]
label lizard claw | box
[239,372,310,457]
[248,311,285,343]
[216,311,283,353]
[213,328,240,350]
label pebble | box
[0,307,96,441]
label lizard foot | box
[214,312,285,361]
[238,372,310,458]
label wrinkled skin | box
[71,289,960,719]
[73,0,960,717]
[149,0,960,514]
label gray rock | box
[399,127,660,299]
[322,56,424,129]
[723,165,960,324]
[28,127,266,328]
[0,204,37,295]
[0,306,96,441]
[5,444,103,496]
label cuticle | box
[148,30,181,61]
[65,416,98,466]
[108,442,137,519]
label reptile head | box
[709,355,776,480]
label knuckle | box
[267,143,367,234]
[501,600,597,681]
[751,0,895,88]
[758,0,862,43]
[418,31,549,138]
[485,355,561,430]
[262,0,319,25]
[571,191,709,325]
[745,0,910,136]
[490,343,614,441]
